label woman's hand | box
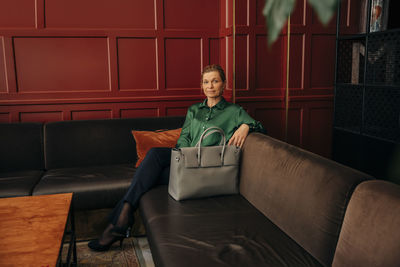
[228,124,250,147]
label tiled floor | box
[134,237,155,267]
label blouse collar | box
[200,97,227,110]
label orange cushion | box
[132,128,182,167]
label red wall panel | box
[310,35,336,89]
[238,98,285,140]
[256,0,266,26]
[209,38,221,65]
[45,0,155,29]
[0,0,36,28]
[120,108,159,118]
[118,38,158,90]
[226,36,234,90]
[165,38,202,89]
[71,110,112,121]
[0,99,200,123]
[13,37,110,92]
[255,107,285,140]
[303,104,333,158]
[235,35,248,90]
[289,34,305,90]
[287,100,333,157]
[166,107,189,117]
[255,35,285,90]
[20,111,63,123]
[290,0,305,25]
[164,0,219,29]
[236,0,248,26]
[0,37,6,93]
[288,107,303,146]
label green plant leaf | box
[307,0,338,25]
[263,0,339,45]
[263,0,295,45]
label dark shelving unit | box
[333,0,400,184]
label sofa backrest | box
[332,180,400,267]
[239,133,373,266]
[44,117,185,169]
[0,123,44,172]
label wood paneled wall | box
[0,0,336,158]
[235,0,335,158]
[0,0,232,122]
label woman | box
[88,64,265,251]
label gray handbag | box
[168,127,241,201]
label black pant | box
[109,147,172,225]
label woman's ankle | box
[115,202,133,228]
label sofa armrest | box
[332,180,400,267]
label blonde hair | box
[201,64,226,83]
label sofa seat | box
[0,170,44,198]
[32,164,135,210]
[140,186,322,267]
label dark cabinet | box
[333,0,400,184]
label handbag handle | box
[196,128,225,147]
[196,127,226,166]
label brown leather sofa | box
[0,116,184,211]
[139,133,400,267]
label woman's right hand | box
[228,124,250,148]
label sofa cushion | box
[332,180,400,267]
[0,170,43,197]
[0,123,44,172]
[132,128,182,167]
[239,133,373,266]
[32,164,134,210]
[44,117,185,169]
[140,186,323,267]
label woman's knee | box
[146,147,165,158]
[145,147,171,163]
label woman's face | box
[201,71,225,99]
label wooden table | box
[0,193,77,266]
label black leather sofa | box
[0,122,45,197]
[0,116,184,211]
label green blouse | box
[177,97,266,148]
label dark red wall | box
[0,0,231,122]
[0,0,338,158]
[234,0,337,158]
